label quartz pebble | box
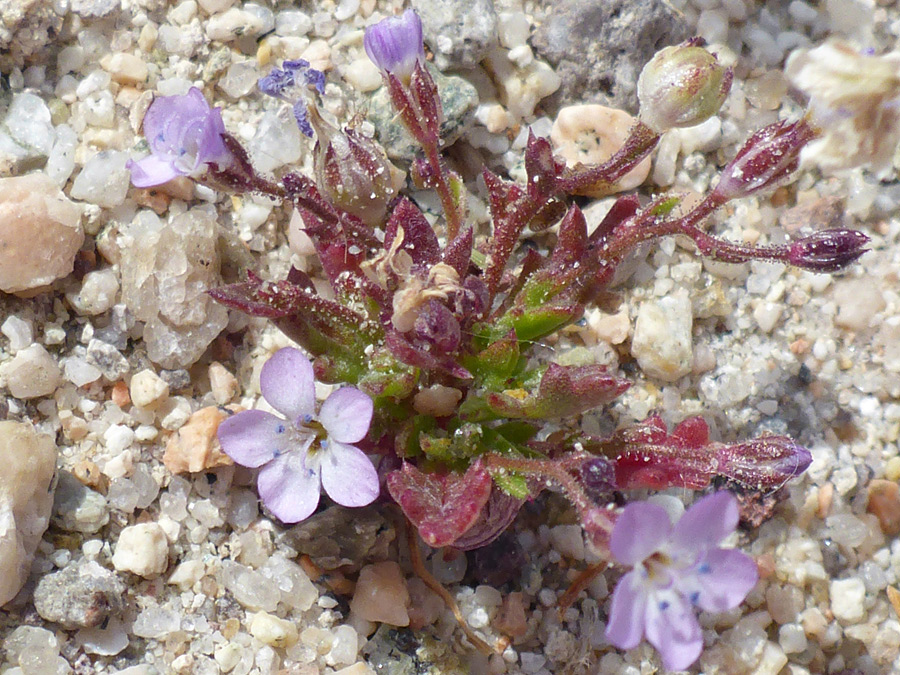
[70,151,132,208]
[112,523,169,578]
[0,422,58,605]
[550,105,651,196]
[1,315,33,352]
[130,368,170,409]
[250,611,299,647]
[350,561,410,626]
[67,268,119,316]
[0,93,55,174]
[120,207,229,369]
[631,292,693,382]
[99,52,148,85]
[163,406,233,474]
[33,560,125,629]
[208,362,240,404]
[0,172,84,293]
[1,343,61,398]
[830,577,866,623]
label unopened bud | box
[712,118,818,200]
[308,106,400,226]
[716,436,812,491]
[788,228,869,273]
[637,39,733,133]
[363,9,425,84]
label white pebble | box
[2,344,61,399]
[830,578,866,622]
[112,523,169,578]
[1,316,33,353]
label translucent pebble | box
[260,555,318,611]
[1,316,33,353]
[225,489,259,530]
[133,605,182,638]
[4,626,58,663]
[275,9,312,36]
[107,478,140,513]
[220,561,282,611]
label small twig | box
[557,562,608,619]
[405,519,504,656]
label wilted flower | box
[364,9,425,84]
[307,106,400,226]
[605,491,758,671]
[128,87,233,187]
[217,347,379,523]
[637,39,733,133]
[258,59,327,137]
[786,39,900,173]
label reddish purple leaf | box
[384,197,441,270]
[386,460,493,548]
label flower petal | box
[128,155,181,188]
[217,409,293,468]
[644,589,703,671]
[257,450,322,523]
[320,441,379,507]
[318,387,373,443]
[686,548,759,613]
[605,571,648,650]
[260,347,316,421]
[670,491,739,554]
[610,501,673,567]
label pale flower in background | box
[786,39,900,173]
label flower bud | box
[308,106,400,226]
[364,9,425,84]
[712,118,818,200]
[637,40,732,133]
[788,228,870,273]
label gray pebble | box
[412,0,498,70]
[52,471,110,535]
[34,560,125,629]
[531,0,691,112]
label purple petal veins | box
[605,491,758,671]
[216,347,378,523]
[128,87,232,187]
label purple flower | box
[128,87,233,188]
[605,491,758,671]
[217,347,379,523]
[364,9,425,83]
[257,59,326,138]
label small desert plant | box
[129,12,873,668]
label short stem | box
[423,143,463,240]
[483,453,616,543]
[558,121,660,194]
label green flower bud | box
[637,40,733,133]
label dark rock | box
[34,560,126,629]
[531,0,691,112]
[411,0,497,70]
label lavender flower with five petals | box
[605,491,758,671]
[364,9,425,84]
[128,87,234,188]
[217,348,379,523]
